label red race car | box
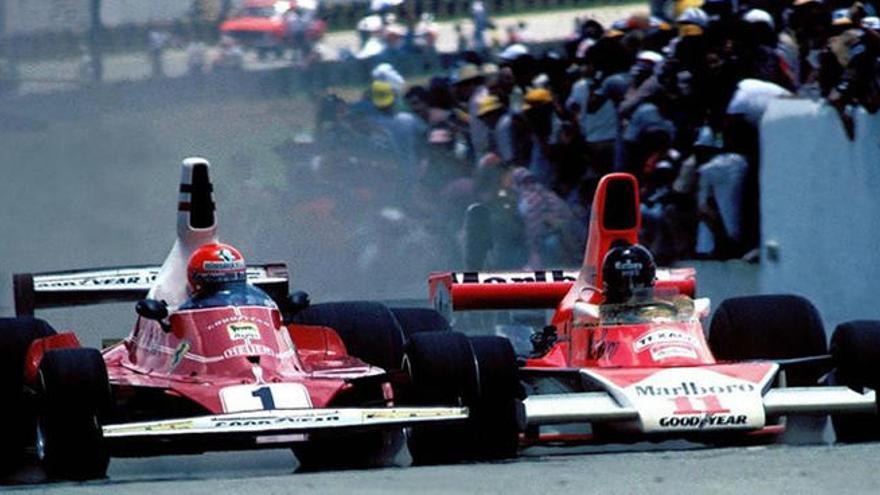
[219,0,326,60]
[0,158,520,481]
[428,172,880,448]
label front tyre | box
[830,320,880,443]
[0,317,56,473]
[709,295,827,386]
[37,348,111,481]
[291,301,406,372]
[404,332,521,465]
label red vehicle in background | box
[219,0,326,60]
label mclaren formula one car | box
[427,172,880,448]
[0,158,521,481]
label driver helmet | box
[187,243,247,293]
[601,243,656,304]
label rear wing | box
[13,264,289,316]
[429,268,696,313]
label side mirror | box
[694,298,711,320]
[136,299,169,321]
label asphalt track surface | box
[5,441,880,494]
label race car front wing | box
[523,387,876,427]
[103,406,467,447]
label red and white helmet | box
[187,243,247,292]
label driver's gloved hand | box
[530,325,558,357]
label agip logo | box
[228,322,261,341]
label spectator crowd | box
[302,0,879,271]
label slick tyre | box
[830,321,880,443]
[404,332,521,465]
[709,295,827,386]
[291,301,406,371]
[390,307,450,340]
[0,317,56,473]
[37,348,111,481]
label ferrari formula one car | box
[428,172,880,448]
[0,158,520,481]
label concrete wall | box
[101,0,195,27]
[3,0,202,34]
[760,99,880,329]
[4,0,90,35]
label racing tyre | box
[709,295,827,386]
[830,321,880,443]
[390,307,451,340]
[37,348,111,481]
[0,317,56,473]
[404,332,521,465]
[291,301,406,371]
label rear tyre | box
[37,348,110,481]
[830,321,880,443]
[0,317,56,473]
[709,295,827,386]
[291,301,406,371]
[390,307,450,340]
[404,332,521,465]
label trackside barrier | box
[2,38,565,118]
[759,99,880,328]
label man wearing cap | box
[366,80,426,201]
[452,63,493,164]
[521,87,558,188]
[476,94,517,165]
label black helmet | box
[601,243,656,303]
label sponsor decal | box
[217,248,237,262]
[170,341,191,368]
[206,315,274,331]
[592,339,619,360]
[452,270,577,284]
[363,408,464,420]
[613,368,766,433]
[203,260,245,271]
[634,381,756,397]
[613,260,642,276]
[633,329,699,353]
[34,270,159,290]
[658,414,748,428]
[211,412,341,428]
[650,346,697,361]
[223,343,274,358]
[109,420,194,434]
[33,266,280,292]
[227,322,261,341]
